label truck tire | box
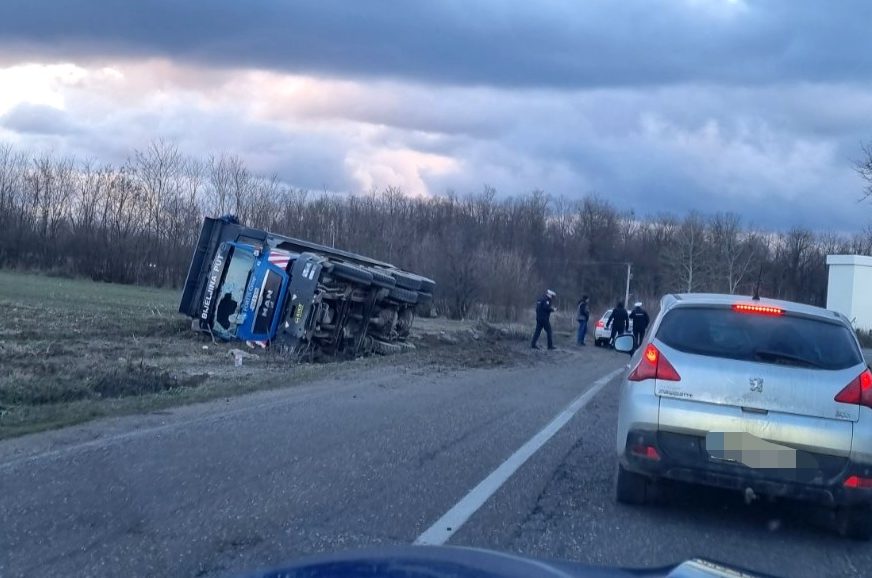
[397,341,416,352]
[371,339,403,356]
[329,262,373,285]
[391,270,422,291]
[368,268,397,289]
[392,271,434,293]
[837,506,872,540]
[416,276,436,294]
[388,286,418,304]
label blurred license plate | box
[705,432,797,469]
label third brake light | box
[733,303,784,316]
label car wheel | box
[836,506,872,540]
[616,465,649,505]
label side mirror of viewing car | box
[614,334,635,354]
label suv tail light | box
[844,475,872,489]
[834,369,872,409]
[630,444,661,461]
[596,320,604,328]
[628,343,681,382]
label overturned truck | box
[178,217,435,360]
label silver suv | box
[614,293,872,538]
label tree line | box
[1,140,871,321]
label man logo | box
[749,377,764,393]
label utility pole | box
[560,260,633,305]
[625,262,632,306]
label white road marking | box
[414,366,624,546]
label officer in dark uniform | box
[531,289,557,350]
[605,301,629,347]
[629,302,650,348]
[576,295,591,346]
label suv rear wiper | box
[752,348,822,369]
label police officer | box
[531,289,557,350]
[629,301,650,348]
[576,295,590,346]
[605,300,629,347]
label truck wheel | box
[330,262,373,285]
[391,270,422,291]
[836,506,872,540]
[368,268,397,289]
[402,272,435,293]
[397,341,416,351]
[388,286,418,304]
[417,276,436,294]
[616,465,649,505]
[371,339,403,356]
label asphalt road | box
[2,345,872,577]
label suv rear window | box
[656,307,863,370]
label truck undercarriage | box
[179,217,435,361]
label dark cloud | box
[405,82,872,231]
[1,103,80,135]
[1,0,871,88]
[1,1,871,232]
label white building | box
[826,255,872,332]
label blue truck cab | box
[200,241,289,344]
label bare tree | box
[710,212,757,294]
[0,138,860,313]
[474,244,541,321]
[133,140,183,241]
[247,175,283,230]
[207,153,231,216]
[0,144,27,265]
[666,212,710,292]
[850,226,872,255]
[0,144,24,225]
[207,153,253,219]
[857,141,872,201]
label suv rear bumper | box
[621,429,872,506]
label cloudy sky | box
[1,0,871,231]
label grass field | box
[0,270,527,439]
[0,271,361,438]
